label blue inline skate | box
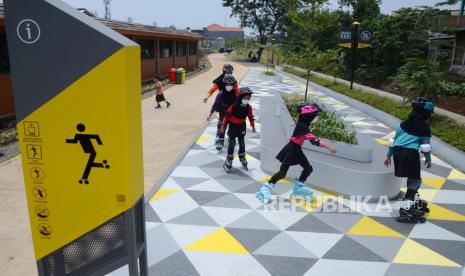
[290,179,314,202]
[256,182,274,204]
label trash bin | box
[169,68,177,83]
[181,68,186,84]
[176,68,184,84]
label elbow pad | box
[420,144,432,153]
[389,138,395,147]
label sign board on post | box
[339,27,373,49]
[4,0,147,275]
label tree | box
[223,0,303,60]
[338,0,382,21]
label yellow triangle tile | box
[375,138,389,146]
[197,135,213,143]
[150,188,181,202]
[399,188,438,202]
[259,176,291,184]
[233,153,257,161]
[448,169,465,180]
[426,203,465,221]
[393,239,461,267]
[318,97,331,101]
[422,178,446,189]
[347,216,403,237]
[184,228,248,254]
[430,154,439,161]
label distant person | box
[384,97,434,224]
[248,50,252,60]
[203,64,236,103]
[154,77,170,109]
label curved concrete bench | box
[261,95,402,200]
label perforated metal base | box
[37,197,148,276]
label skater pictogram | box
[30,167,45,181]
[66,123,110,184]
[38,223,52,236]
[35,205,49,219]
[26,144,42,160]
[32,186,47,200]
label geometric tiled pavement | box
[109,68,465,275]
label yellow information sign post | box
[4,0,147,275]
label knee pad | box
[389,138,395,147]
[420,144,431,153]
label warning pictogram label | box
[24,121,40,137]
[38,223,52,236]
[35,205,49,219]
[26,144,42,160]
[30,167,45,182]
[32,186,47,200]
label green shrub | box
[283,66,465,152]
[283,93,358,145]
[0,128,18,147]
[264,71,276,76]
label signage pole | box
[350,21,360,90]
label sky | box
[58,0,462,30]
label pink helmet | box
[300,104,320,115]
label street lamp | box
[350,21,360,89]
[271,38,276,65]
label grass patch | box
[284,66,465,152]
[264,70,276,76]
[283,93,358,145]
[0,128,18,147]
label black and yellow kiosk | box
[4,0,148,275]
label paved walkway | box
[0,53,247,276]
[110,67,465,276]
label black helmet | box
[223,74,236,84]
[412,97,434,113]
[238,87,253,97]
[223,64,234,74]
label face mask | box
[242,99,249,105]
[226,85,233,92]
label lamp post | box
[271,38,276,65]
[350,21,360,90]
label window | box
[136,39,154,60]
[189,42,197,55]
[0,33,10,74]
[176,41,187,56]
[160,40,173,58]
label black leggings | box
[269,158,313,184]
[227,123,246,157]
[216,112,226,139]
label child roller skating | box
[220,87,256,173]
[384,97,434,224]
[256,103,337,204]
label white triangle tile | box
[150,191,199,222]
[257,210,307,230]
[165,224,219,247]
[359,129,386,135]
[235,193,265,209]
[202,206,253,226]
[409,221,465,241]
[186,179,230,193]
[287,231,344,258]
[171,166,212,179]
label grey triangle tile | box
[370,216,416,237]
[216,169,255,181]
[205,193,251,209]
[149,251,200,276]
[191,143,206,150]
[227,210,281,231]
[442,180,465,191]
[436,203,465,216]
[247,151,261,160]
[429,220,465,239]
[413,238,465,266]
[185,190,229,206]
[422,164,452,178]
[199,166,228,178]
[385,263,463,276]
[226,228,281,252]
[253,255,317,276]
[219,179,257,193]
[253,232,318,258]
[145,205,161,223]
[285,214,341,233]
[146,224,181,267]
[167,207,218,227]
[312,213,363,233]
[322,236,387,262]
[172,177,209,189]
[202,159,227,168]
[349,235,404,262]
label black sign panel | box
[359,28,373,45]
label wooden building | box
[0,5,203,124]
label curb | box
[278,68,465,174]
